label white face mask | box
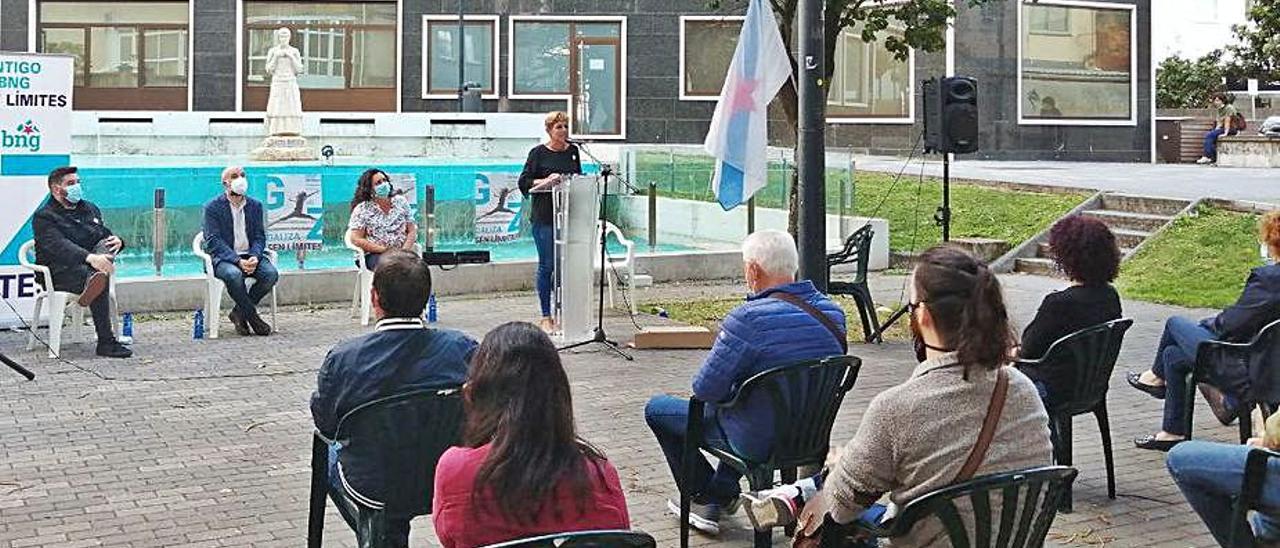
[1264,244,1274,265]
[229,176,248,196]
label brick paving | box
[0,273,1246,547]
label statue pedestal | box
[250,135,316,161]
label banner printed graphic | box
[474,172,523,244]
[265,174,324,251]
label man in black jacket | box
[32,166,131,358]
[1129,211,1280,450]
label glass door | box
[570,38,621,136]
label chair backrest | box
[1232,447,1280,547]
[333,387,465,518]
[725,355,861,469]
[826,225,873,284]
[822,466,1077,548]
[1018,318,1133,415]
[18,240,36,267]
[595,221,633,265]
[481,530,657,548]
[1199,318,1280,405]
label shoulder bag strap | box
[768,292,848,354]
[954,367,1010,483]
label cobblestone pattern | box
[0,274,1240,547]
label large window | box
[244,1,397,111]
[1020,1,1135,124]
[828,22,914,122]
[509,17,626,138]
[422,16,498,99]
[680,17,742,100]
[38,1,189,110]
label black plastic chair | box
[482,530,658,548]
[1013,318,1132,513]
[679,355,862,548]
[827,225,880,343]
[1229,447,1280,548]
[819,466,1078,548]
[1183,318,1280,444]
[307,387,465,548]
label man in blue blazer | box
[202,166,278,336]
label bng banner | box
[0,53,73,328]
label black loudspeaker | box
[922,76,979,154]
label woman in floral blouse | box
[347,168,418,270]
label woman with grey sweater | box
[742,246,1054,547]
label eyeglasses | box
[907,300,927,313]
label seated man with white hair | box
[645,229,847,535]
[202,166,277,336]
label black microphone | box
[566,138,588,145]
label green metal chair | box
[1013,318,1132,513]
[307,387,464,548]
[679,355,863,548]
[826,225,879,343]
[1229,447,1280,548]
[819,466,1078,548]
[482,529,657,548]
[1183,318,1280,444]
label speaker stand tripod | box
[557,146,634,361]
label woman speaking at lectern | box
[518,111,582,333]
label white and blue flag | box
[704,0,792,211]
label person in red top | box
[432,321,630,547]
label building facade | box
[0,0,1153,161]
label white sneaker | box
[1196,156,1214,164]
[667,498,721,536]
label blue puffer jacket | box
[692,280,846,462]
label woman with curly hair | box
[1129,210,1280,451]
[1016,215,1123,406]
[347,168,417,271]
[431,322,629,546]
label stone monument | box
[250,27,316,161]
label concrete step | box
[1083,209,1174,232]
[1038,242,1137,260]
[1112,228,1151,249]
[1098,193,1192,216]
[1015,257,1059,276]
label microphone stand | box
[0,351,35,380]
[557,140,636,361]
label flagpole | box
[796,0,827,292]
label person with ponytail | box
[742,247,1052,547]
[432,322,629,547]
[347,168,417,271]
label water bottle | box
[193,309,205,340]
[427,294,438,323]
[118,312,134,345]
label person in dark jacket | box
[517,111,581,332]
[644,229,847,536]
[32,166,131,358]
[1017,215,1123,407]
[310,249,477,547]
[202,166,277,336]
[1130,210,1280,451]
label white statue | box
[264,27,304,136]
[250,27,315,160]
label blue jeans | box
[1204,127,1238,161]
[532,222,554,317]
[360,252,382,271]
[326,443,410,548]
[645,394,744,505]
[213,256,279,317]
[1168,441,1280,547]
[1151,316,1218,435]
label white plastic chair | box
[595,221,637,314]
[192,231,278,339]
[18,240,118,358]
[345,229,422,326]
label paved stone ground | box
[0,273,1246,547]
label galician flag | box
[705,0,792,211]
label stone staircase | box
[1013,193,1195,276]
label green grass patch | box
[634,152,1088,253]
[1117,206,1262,309]
[645,296,911,343]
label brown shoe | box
[78,272,108,306]
[228,309,250,336]
[1199,383,1238,426]
[246,311,272,336]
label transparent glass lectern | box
[552,175,598,342]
